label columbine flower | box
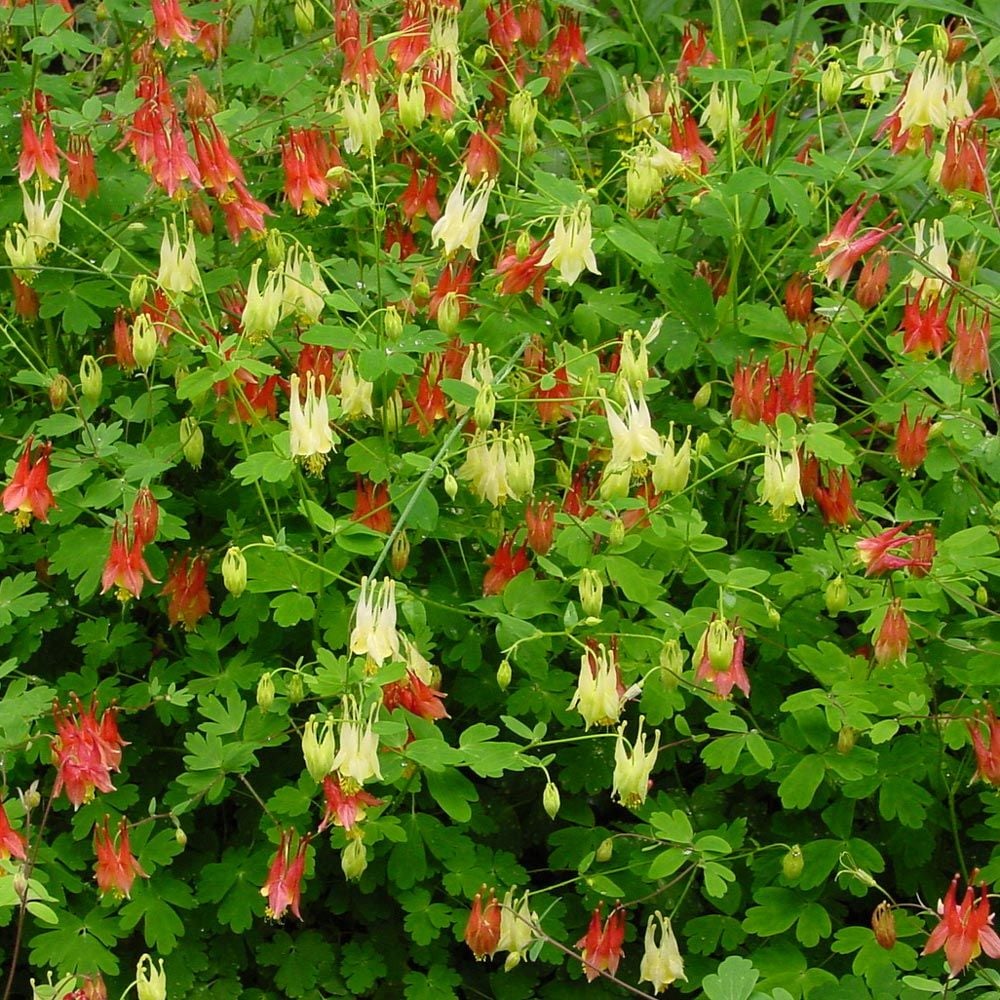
[460,429,510,507]
[340,84,383,155]
[612,716,660,807]
[525,498,557,555]
[261,829,310,920]
[382,671,449,721]
[52,697,126,809]
[431,170,493,259]
[759,438,804,521]
[302,716,336,783]
[21,179,68,254]
[160,553,210,630]
[318,774,382,832]
[349,576,399,669]
[639,912,686,994]
[812,194,898,288]
[540,202,599,285]
[136,954,167,1000]
[923,873,1000,977]
[968,706,1000,786]
[0,799,27,863]
[2,436,56,528]
[93,817,147,899]
[873,598,909,666]
[465,886,502,960]
[497,889,538,970]
[338,354,374,419]
[856,522,932,576]
[578,903,627,982]
[569,644,622,729]
[242,259,284,344]
[482,534,530,596]
[852,24,898,103]
[282,245,328,324]
[952,307,991,384]
[651,423,691,494]
[695,617,750,699]
[157,219,199,296]
[333,695,382,790]
[906,219,950,299]
[604,387,661,469]
[101,520,157,602]
[895,408,932,474]
[288,373,335,474]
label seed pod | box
[871,901,896,949]
[175,827,188,848]
[609,516,625,548]
[782,845,804,880]
[48,373,70,411]
[80,355,103,404]
[825,576,848,616]
[180,416,204,469]
[391,532,410,574]
[595,837,614,863]
[342,837,368,880]
[130,274,149,310]
[693,383,712,409]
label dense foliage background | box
[1,0,998,996]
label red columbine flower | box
[52,698,127,809]
[465,886,502,960]
[483,535,531,596]
[93,816,147,898]
[101,520,157,602]
[387,0,429,72]
[563,464,597,519]
[382,671,449,720]
[855,245,890,309]
[901,287,952,357]
[743,104,776,160]
[150,0,196,47]
[399,169,441,226]
[19,95,60,186]
[969,707,1000,786]
[923,873,1000,977]
[856,522,932,576]
[280,128,342,217]
[406,358,449,435]
[873,599,909,666]
[0,799,28,863]
[813,194,899,288]
[694,259,730,300]
[577,903,627,982]
[428,260,475,323]
[3,436,56,528]
[352,478,393,534]
[66,135,98,200]
[895,407,932,475]
[495,238,551,303]
[940,119,987,195]
[676,21,715,83]
[543,8,588,96]
[131,487,160,546]
[486,0,521,56]
[669,108,715,174]
[532,363,574,423]
[517,0,543,47]
[784,273,813,324]
[909,524,936,579]
[695,619,750,699]
[813,467,859,527]
[525,498,556,555]
[261,830,310,921]
[12,275,40,319]
[160,553,211,630]
[464,122,502,183]
[318,775,382,833]
[952,306,990,384]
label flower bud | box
[265,229,286,270]
[294,0,314,32]
[765,601,781,627]
[411,270,430,306]
[837,725,856,754]
[256,672,275,712]
[871,901,896,949]
[542,781,560,819]
[12,869,28,901]
[595,837,614,863]
[695,432,711,459]
[474,384,496,429]
[958,247,978,284]
[397,75,426,131]
[391,531,410,574]
[443,472,459,500]
[287,673,305,705]
[554,460,572,488]
[609,516,625,548]
[80,355,102,404]
[825,576,848,616]
[782,845,804,880]
[180,416,204,469]
[48,373,70,411]
[383,304,403,341]
[222,546,247,597]
[820,60,844,104]
[496,658,512,690]
[131,314,157,370]
[437,291,461,336]
[510,90,538,136]
[341,837,368,880]
[136,955,167,1000]
[693,383,712,409]
[130,274,149,311]
[977,585,989,606]
[382,392,404,434]
[22,783,41,811]
[302,716,336,782]
[473,44,489,67]
[578,568,604,618]
[515,231,532,260]
[659,639,685,688]
[705,618,735,672]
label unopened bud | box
[578,568,603,618]
[693,383,712,409]
[382,392,404,434]
[80,355,102,404]
[302,716,336,782]
[342,837,368,880]
[411,271,430,306]
[958,247,978,284]
[180,416,204,469]
[871,901,896,949]
[595,837,614,863]
[12,869,28,901]
[256,672,275,712]
[443,472,458,500]
[765,601,781,626]
[294,0,314,32]
[930,23,950,56]
[131,314,157,370]
[608,516,625,548]
[510,90,538,135]
[837,726,856,754]
[496,658,512,690]
[265,229,286,270]
[383,304,403,341]
[48,373,70,411]
[977,585,989,606]
[473,384,496,429]
[695,432,711,459]
[473,44,490,67]
[782,845,804,880]
[287,673,305,705]
[391,531,410,574]
[130,274,149,311]
[554,460,572,488]
[222,546,247,597]
[659,639,685,688]
[542,781,560,819]
[437,291,461,336]
[820,60,844,104]
[515,231,532,260]
[22,784,41,811]
[175,827,187,847]
[825,575,848,616]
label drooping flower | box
[695,617,750,699]
[130,487,160,546]
[261,829,310,920]
[482,534,531,596]
[812,194,899,288]
[288,373,335,474]
[639,912,687,994]
[0,799,27,863]
[301,716,336,783]
[430,170,493,259]
[952,307,991,384]
[2,436,56,528]
[543,8,588,95]
[351,478,392,533]
[160,553,211,630]
[873,599,909,666]
[901,287,952,357]
[465,886,502,960]
[525,498,557,555]
[577,903,627,982]
[318,774,382,832]
[855,245,891,309]
[923,873,1000,977]
[101,520,157,602]
[93,816,148,898]
[332,695,382,790]
[895,408,932,475]
[856,522,932,577]
[612,716,660,807]
[495,238,550,302]
[969,706,1000,786]
[539,202,599,285]
[604,387,661,469]
[382,670,449,721]
[18,96,61,186]
[349,576,399,669]
[569,643,623,729]
[676,21,715,83]
[52,698,127,809]
[497,888,538,969]
[758,439,804,522]
[151,0,197,47]
[66,135,98,201]
[813,467,859,528]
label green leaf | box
[648,848,686,879]
[778,756,825,809]
[702,955,759,1000]
[271,592,316,627]
[650,809,693,843]
[425,764,477,821]
[605,223,662,266]
[0,574,47,626]
[231,450,294,485]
